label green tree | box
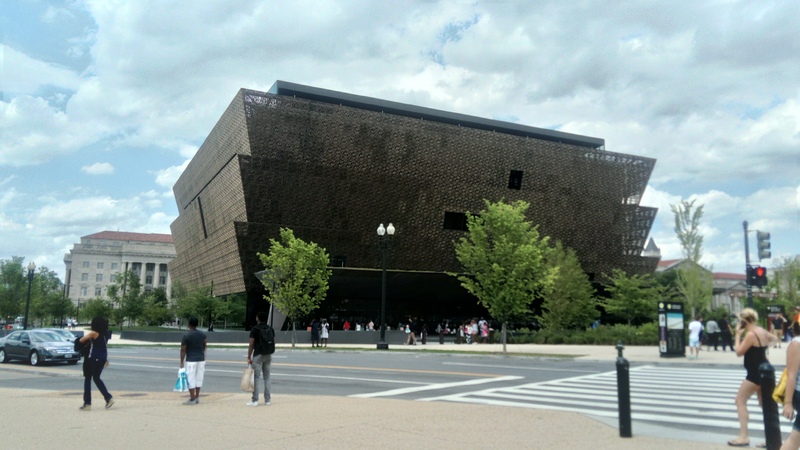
[452,199,556,352]
[537,241,599,331]
[34,266,68,326]
[772,256,800,307]
[603,269,661,332]
[675,264,713,318]
[141,292,173,326]
[0,257,26,322]
[107,270,145,327]
[83,298,114,321]
[258,228,331,347]
[670,199,705,263]
[218,294,247,328]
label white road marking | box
[350,375,523,398]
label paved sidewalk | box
[3,388,734,450]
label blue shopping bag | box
[173,368,188,392]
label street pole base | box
[376,342,389,350]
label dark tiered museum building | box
[169,81,658,327]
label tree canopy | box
[452,199,556,352]
[258,228,331,347]
[537,241,599,331]
[671,199,705,263]
[603,269,662,331]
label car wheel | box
[0,348,7,363]
[68,359,78,365]
[29,350,40,366]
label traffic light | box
[757,231,771,260]
[749,266,768,287]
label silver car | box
[0,330,81,365]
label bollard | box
[616,340,632,438]
[759,362,782,450]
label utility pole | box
[744,221,753,308]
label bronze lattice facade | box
[169,81,658,325]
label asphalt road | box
[0,346,611,398]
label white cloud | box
[1,45,82,95]
[2,1,799,280]
[154,159,190,188]
[81,162,114,175]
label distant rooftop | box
[267,80,605,149]
[84,231,173,244]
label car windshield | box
[31,332,64,343]
[47,330,75,340]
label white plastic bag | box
[241,365,255,392]
[174,368,188,392]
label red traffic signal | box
[749,266,768,287]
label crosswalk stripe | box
[420,365,793,434]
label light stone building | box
[64,231,176,304]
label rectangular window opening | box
[508,170,524,190]
[443,212,468,231]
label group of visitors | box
[309,318,331,347]
[76,313,276,411]
[687,315,736,358]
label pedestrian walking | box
[246,311,275,406]
[780,321,800,450]
[78,317,114,411]
[180,317,207,405]
[727,308,778,447]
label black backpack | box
[257,325,276,355]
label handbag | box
[773,368,788,404]
[240,365,255,392]
[173,368,189,392]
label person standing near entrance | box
[718,315,735,351]
[247,311,275,406]
[320,319,330,347]
[180,317,207,405]
[773,312,787,349]
[687,316,703,359]
[705,317,720,351]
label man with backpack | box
[246,311,275,406]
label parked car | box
[41,328,83,342]
[0,330,81,365]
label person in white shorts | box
[180,317,207,405]
[688,316,704,360]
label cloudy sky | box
[2,0,798,281]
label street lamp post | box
[23,261,36,330]
[376,223,395,350]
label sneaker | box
[79,404,91,411]
[183,398,197,405]
[105,398,115,409]
[266,401,271,406]
[246,401,259,407]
